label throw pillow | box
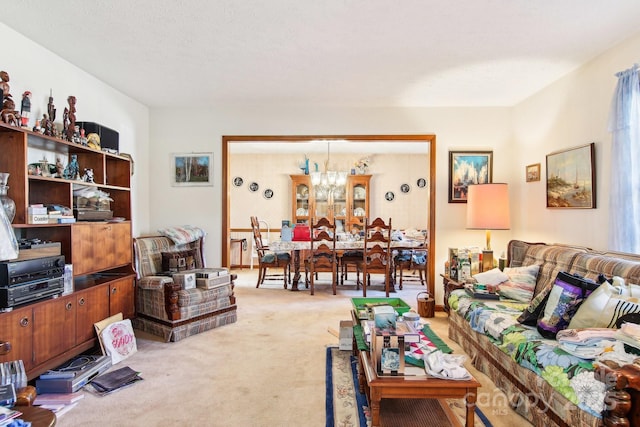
[157,225,206,245]
[498,264,540,303]
[570,276,640,329]
[536,271,599,339]
[161,248,198,272]
[472,268,509,286]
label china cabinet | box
[0,122,135,379]
[290,174,370,232]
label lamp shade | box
[466,183,511,230]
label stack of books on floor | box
[33,391,85,418]
[0,406,22,426]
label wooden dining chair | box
[358,217,393,297]
[394,232,428,289]
[304,217,338,295]
[250,216,291,289]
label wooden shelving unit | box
[0,122,135,380]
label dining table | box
[269,237,425,291]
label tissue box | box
[172,272,196,289]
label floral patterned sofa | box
[447,240,640,427]
[132,228,237,342]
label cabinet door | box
[109,276,135,319]
[0,306,34,372]
[32,295,76,365]
[75,285,109,344]
[347,175,371,232]
[72,222,132,275]
[290,175,311,224]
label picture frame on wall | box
[448,151,493,203]
[526,163,541,182]
[546,143,596,208]
[172,153,213,186]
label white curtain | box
[608,64,640,253]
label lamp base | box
[482,250,494,272]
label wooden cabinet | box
[290,174,370,232]
[0,122,135,380]
[72,222,132,275]
[33,295,76,365]
[108,276,135,319]
[0,306,34,372]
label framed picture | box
[400,183,411,194]
[416,178,427,188]
[526,163,541,182]
[232,176,244,187]
[448,151,493,203]
[546,143,596,208]
[384,191,395,202]
[263,189,274,199]
[172,153,213,187]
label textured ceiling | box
[2,1,640,108]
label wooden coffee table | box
[358,350,481,427]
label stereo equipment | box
[75,121,119,153]
[0,255,65,287]
[0,277,64,309]
[0,255,66,309]
[36,354,112,394]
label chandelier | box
[310,141,348,204]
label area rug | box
[326,347,494,427]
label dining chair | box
[304,217,338,295]
[358,217,393,297]
[250,216,291,289]
[394,231,428,289]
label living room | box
[2,2,640,426]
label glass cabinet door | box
[347,175,370,233]
[293,181,310,224]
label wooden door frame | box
[222,134,437,296]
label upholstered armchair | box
[133,228,237,342]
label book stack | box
[33,391,84,418]
[47,205,75,223]
[27,204,48,224]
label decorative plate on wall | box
[249,182,259,192]
[400,183,411,194]
[263,189,274,199]
[417,178,427,188]
[233,176,244,187]
[385,191,395,202]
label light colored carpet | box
[53,270,531,427]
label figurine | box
[1,97,20,127]
[41,113,54,136]
[55,157,64,178]
[0,71,10,100]
[47,91,56,121]
[20,91,31,128]
[63,154,80,180]
[64,96,77,142]
[82,168,94,183]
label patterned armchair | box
[132,233,237,342]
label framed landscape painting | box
[448,151,493,203]
[546,143,595,208]
[172,153,213,186]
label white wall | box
[511,31,640,250]
[0,24,150,237]
[150,106,513,304]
